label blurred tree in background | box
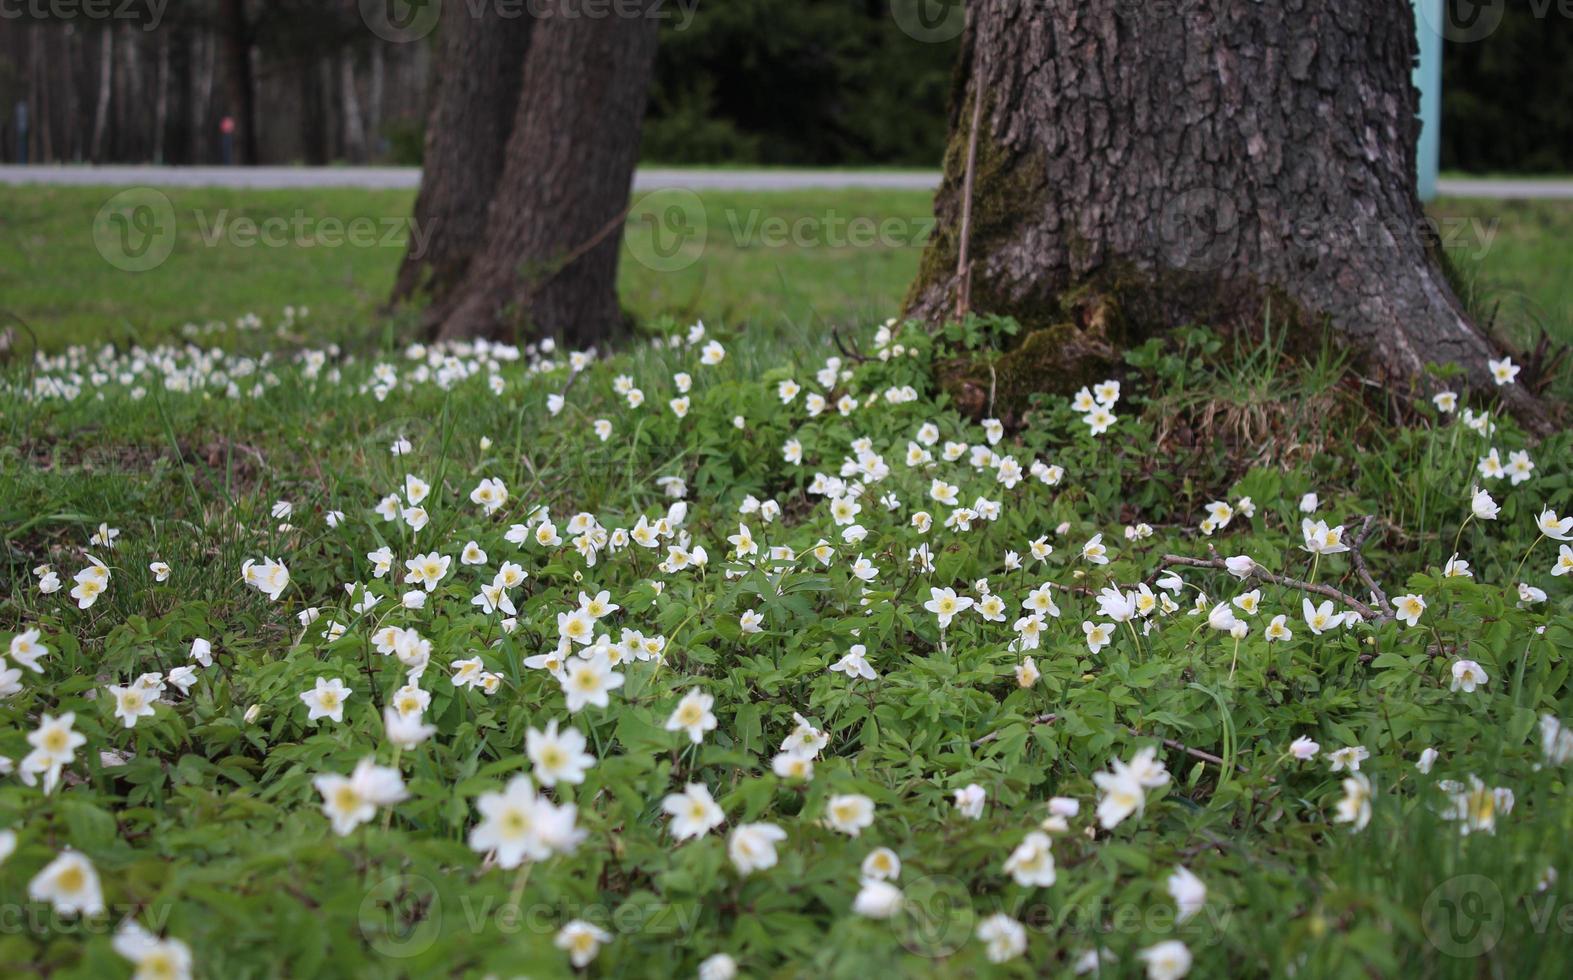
[0,0,1566,173]
[1441,1,1573,173]
[641,0,957,166]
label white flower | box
[1003,831,1056,887]
[829,644,877,681]
[1450,659,1488,693]
[112,920,194,980]
[728,822,787,874]
[1082,621,1114,654]
[851,878,904,919]
[1093,768,1145,829]
[299,677,352,724]
[1417,747,1439,774]
[824,794,875,836]
[469,775,584,868]
[383,706,436,749]
[1334,774,1373,831]
[1224,555,1256,578]
[663,783,726,841]
[1471,487,1500,520]
[1301,519,1348,555]
[28,849,104,917]
[109,681,157,729]
[8,629,48,672]
[1289,736,1320,760]
[527,719,596,786]
[953,783,987,820]
[1328,745,1369,772]
[1303,598,1346,635]
[559,652,624,712]
[699,953,738,980]
[665,689,718,745]
[1138,940,1192,980]
[1393,593,1426,627]
[555,920,611,968]
[1167,866,1206,923]
[1440,776,1514,835]
[1299,492,1319,513]
[1537,509,1573,542]
[1487,356,1519,385]
[976,914,1027,964]
[923,587,974,628]
[313,757,408,836]
[861,847,901,882]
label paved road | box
[0,165,941,192]
[0,165,1569,199]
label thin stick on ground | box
[1348,515,1394,619]
[1158,549,1389,625]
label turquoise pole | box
[1413,0,1443,201]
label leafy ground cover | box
[2,308,1571,977]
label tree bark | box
[89,29,112,162]
[425,3,661,346]
[907,0,1553,434]
[220,0,258,164]
[391,2,534,306]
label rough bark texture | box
[391,2,533,306]
[427,3,660,346]
[907,0,1553,433]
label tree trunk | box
[340,52,365,163]
[89,30,112,162]
[220,0,258,164]
[154,31,170,163]
[907,0,1553,434]
[390,2,534,306]
[425,3,661,346]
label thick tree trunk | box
[907,1,1552,433]
[390,2,534,306]
[426,3,660,346]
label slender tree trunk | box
[907,0,1553,433]
[220,0,258,164]
[89,30,112,162]
[154,31,170,163]
[428,3,661,345]
[340,52,365,163]
[367,43,384,154]
[390,2,534,306]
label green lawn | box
[0,185,1566,351]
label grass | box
[2,309,1570,977]
[2,186,1566,353]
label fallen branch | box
[1157,554,1386,624]
[1347,515,1394,619]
